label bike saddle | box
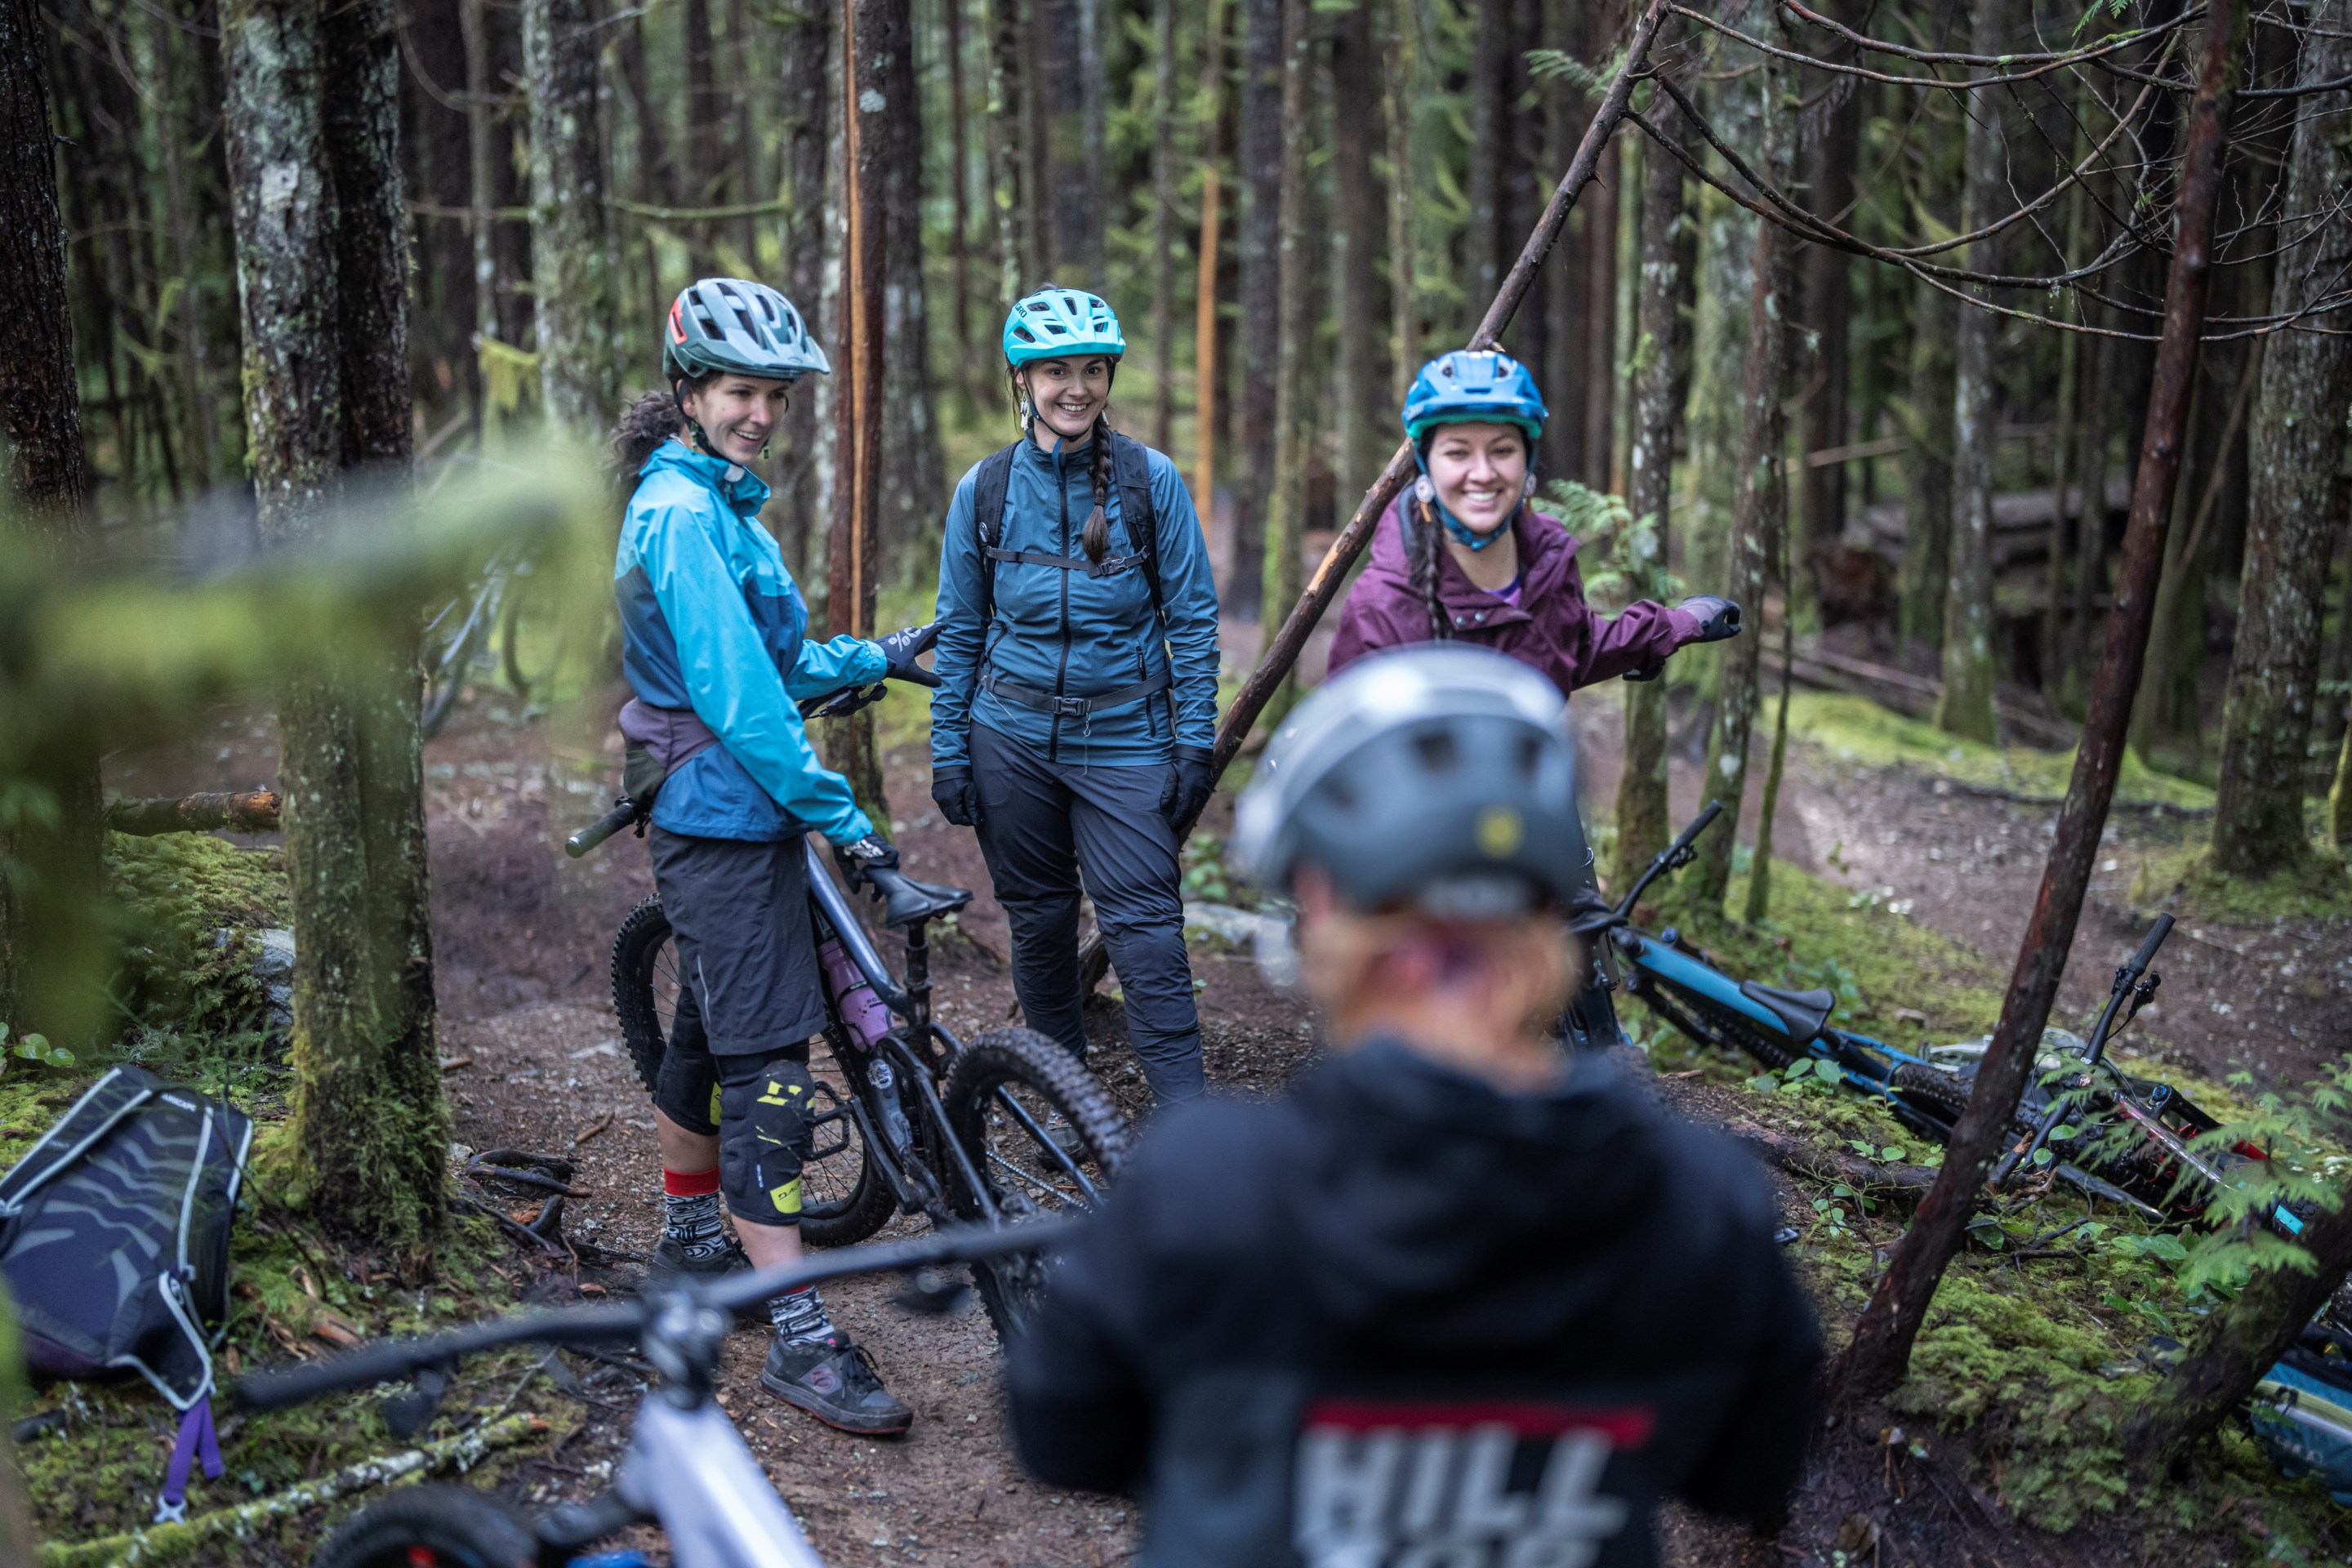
[861,865,974,928]
[1738,980,1834,1045]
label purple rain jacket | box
[1327,497,1702,695]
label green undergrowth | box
[1788,690,2216,809]
[102,831,293,1105]
[1619,845,2347,1551]
[2130,841,2352,924]
[20,1126,562,1559]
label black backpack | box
[0,1066,252,1519]
[970,430,1165,628]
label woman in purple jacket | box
[1329,350,1739,693]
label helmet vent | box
[1412,729,1458,772]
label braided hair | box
[1403,486,1454,644]
[1009,364,1117,567]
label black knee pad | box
[714,1045,816,1227]
[653,1031,720,1136]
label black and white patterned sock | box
[662,1190,730,1262]
[770,1285,838,1346]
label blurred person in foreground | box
[1006,644,1821,1566]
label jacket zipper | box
[1051,443,1073,763]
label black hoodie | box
[1007,1038,1822,1568]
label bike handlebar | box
[2130,912,2176,973]
[234,1218,1083,1414]
[1613,800,1726,918]
[565,800,640,859]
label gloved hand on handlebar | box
[834,833,901,889]
[931,767,980,828]
[1677,596,1742,644]
[876,622,942,688]
[1160,746,1215,826]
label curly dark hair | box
[609,389,685,483]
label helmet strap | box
[1412,471,1512,552]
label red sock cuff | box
[663,1166,721,1197]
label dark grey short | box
[647,827,829,1056]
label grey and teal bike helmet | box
[663,278,831,384]
[1002,286,1125,367]
[1232,645,1588,916]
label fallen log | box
[105,788,283,835]
[1730,1119,1941,1204]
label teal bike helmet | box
[663,278,831,384]
[1003,286,1126,367]
[1401,350,1548,447]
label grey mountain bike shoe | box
[763,1334,914,1435]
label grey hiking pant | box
[970,723,1207,1104]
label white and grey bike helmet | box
[1232,645,1587,916]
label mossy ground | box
[1618,839,2350,1558]
[2131,841,2352,924]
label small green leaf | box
[2031,1147,2055,1166]
[1881,1147,1906,1163]
[2048,1124,2080,1142]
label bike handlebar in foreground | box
[234,1218,1085,1413]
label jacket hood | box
[638,437,773,515]
[1276,1038,1668,1331]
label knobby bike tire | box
[310,1484,537,1568]
[939,1028,1129,1344]
[608,895,893,1248]
[498,560,565,701]
[1640,979,1804,1073]
[1889,1061,1974,1126]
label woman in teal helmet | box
[927,286,1223,1106]
[1330,348,1740,692]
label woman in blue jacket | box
[929,287,1222,1106]
[612,278,935,1436]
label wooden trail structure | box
[1831,0,2243,1402]
[1076,0,1671,991]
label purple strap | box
[154,1397,222,1522]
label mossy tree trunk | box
[2209,0,2352,875]
[1615,78,1693,884]
[868,0,945,582]
[1934,0,2008,745]
[1690,44,1791,911]
[2126,1171,2352,1473]
[523,0,620,439]
[223,0,448,1260]
[0,0,108,1049]
[1259,0,1309,709]
[1230,0,1283,619]
[1329,0,1384,501]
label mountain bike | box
[238,1222,1079,1568]
[421,541,567,739]
[566,684,1126,1337]
[1601,806,2305,1236]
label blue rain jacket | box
[930,435,1220,769]
[616,441,884,844]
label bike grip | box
[1683,800,1725,840]
[235,1338,443,1410]
[565,802,637,859]
[2131,912,2176,970]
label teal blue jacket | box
[615,442,884,844]
[929,434,1220,769]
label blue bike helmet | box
[1003,286,1125,367]
[1401,350,1548,447]
[664,278,831,384]
[1232,644,1587,915]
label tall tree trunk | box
[1076,0,1107,291]
[1232,0,1282,617]
[684,0,722,270]
[1689,48,1790,911]
[982,0,1027,301]
[1261,0,1309,683]
[1615,79,1692,884]
[1150,0,1178,451]
[1935,0,2009,745]
[1464,0,1507,324]
[1897,278,1955,651]
[150,0,219,489]
[776,0,831,582]
[1016,0,1049,279]
[1579,0,1623,489]
[1683,17,1762,636]
[870,0,945,581]
[1033,0,1092,281]
[726,0,760,268]
[1833,0,2243,1401]
[1330,0,1383,500]
[223,0,448,1258]
[1386,0,1418,406]
[2069,313,2115,693]
[617,9,671,334]
[1539,0,1578,484]
[2210,2,2352,875]
[1795,38,1860,630]
[949,0,974,363]
[0,0,106,1049]
[1192,0,1227,523]
[461,0,501,419]
[523,0,619,436]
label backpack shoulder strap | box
[1109,433,1164,622]
[972,442,1021,629]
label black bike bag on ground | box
[0,1066,251,1519]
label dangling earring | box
[1414,474,1437,505]
[1521,471,1537,501]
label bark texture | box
[1898,274,1954,650]
[1935,0,2008,745]
[2210,3,2352,875]
[1330,0,1384,500]
[523,0,620,437]
[1260,0,1309,676]
[1231,0,1284,617]
[0,0,105,1047]
[223,0,448,1258]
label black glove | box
[1622,656,1665,683]
[932,766,980,828]
[834,833,900,889]
[876,621,942,688]
[1160,746,1216,826]
[1678,595,1742,643]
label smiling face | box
[1018,355,1115,443]
[1423,421,1530,537]
[677,373,794,464]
